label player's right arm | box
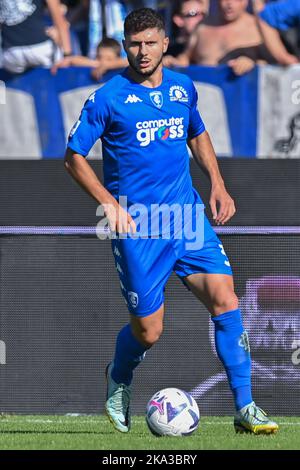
[65,92,136,234]
[64,150,135,233]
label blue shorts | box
[111,214,232,317]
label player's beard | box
[127,53,163,78]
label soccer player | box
[65,8,278,435]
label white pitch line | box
[203,421,300,426]
[3,418,300,427]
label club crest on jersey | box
[128,291,139,308]
[150,91,163,109]
[169,85,189,102]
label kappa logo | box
[69,119,81,138]
[114,246,121,257]
[218,243,231,267]
[125,94,142,104]
[150,91,163,108]
[239,331,250,353]
[128,291,139,308]
[169,85,188,103]
[116,263,123,275]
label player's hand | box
[228,56,255,76]
[102,200,136,235]
[210,183,236,225]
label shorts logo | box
[169,86,188,102]
[150,91,163,108]
[128,291,139,308]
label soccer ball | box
[145,388,200,437]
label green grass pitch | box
[0,415,299,450]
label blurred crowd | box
[0,0,299,77]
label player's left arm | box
[188,131,236,225]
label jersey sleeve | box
[188,82,206,139]
[67,92,111,157]
[259,0,300,30]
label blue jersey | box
[259,0,300,31]
[67,67,206,232]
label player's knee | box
[134,326,163,348]
[131,304,164,347]
[211,292,239,316]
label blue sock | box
[111,324,149,386]
[211,309,252,411]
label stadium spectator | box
[64,0,90,56]
[91,38,128,80]
[88,0,128,59]
[163,0,209,66]
[128,1,174,36]
[255,0,300,64]
[168,0,276,75]
[52,36,128,79]
[44,1,82,56]
[0,0,72,74]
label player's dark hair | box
[97,37,121,57]
[124,8,165,36]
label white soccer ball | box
[145,388,200,437]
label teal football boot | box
[105,362,131,433]
[234,401,279,434]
